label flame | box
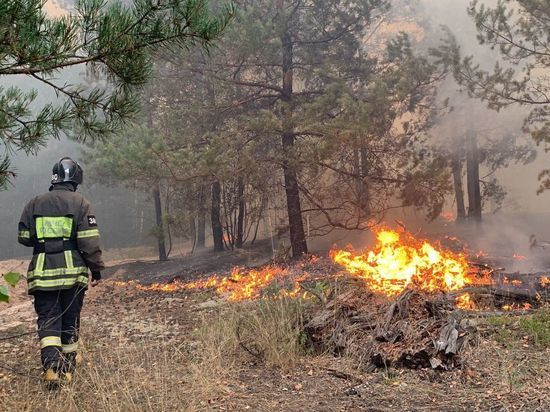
[117,267,308,301]
[540,276,549,288]
[456,293,476,310]
[502,277,523,286]
[440,212,455,222]
[513,254,526,261]
[215,267,299,301]
[503,302,532,311]
[331,228,485,296]
[110,228,510,308]
[474,250,488,259]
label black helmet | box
[51,157,83,186]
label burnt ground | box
[103,239,276,284]
[1,243,549,411]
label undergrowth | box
[488,307,550,348]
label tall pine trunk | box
[354,148,371,218]
[153,184,167,261]
[236,178,245,249]
[211,180,224,252]
[196,186,206,249]
[451,151,466,222]
[279,3,308,257]
[146,97,167,261]
[466,130,482,222]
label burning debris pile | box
[303,229,482,371]
[303,272,549,371]
[303,228,549,371]
[330,228,491,296]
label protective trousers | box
[33,286,85,372]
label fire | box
[331,228,479,296]
[502,277,523,286]
[440,211,455,222]
[474,250,488,259]
[540,276,549,288]
[215,267,300,301]
[143,276,219,292]
[118,266,308,302]
[513,254,526,261]
[456,293,476,310]
[503,302,532,311]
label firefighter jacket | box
[17,183,105,294]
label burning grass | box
[119,265,311,302]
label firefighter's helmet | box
[51,157,83,186]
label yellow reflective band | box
[62,342,79,354]
[18,230,31,239]
[64,250,74,269]
[28,266,88,277]
[35,216,73,239]
[35,253,45,273]
[28,275,89,290]
[77,229,100,239]
[40,336,62,348]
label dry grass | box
[2,291,548,412]
[1,335,191,411]
[190,298,307,374]
[232,298,307,370]
[1,298,307,412]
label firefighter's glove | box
[91,271,101,287]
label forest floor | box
[0,243,549,411]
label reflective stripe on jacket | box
[17,184,105,294]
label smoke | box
[43,0,68,17]
[420,0,550,215]
[461,214,550,272]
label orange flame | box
[215,267,300,301]
[503,302,532,311]
[122,267,307,301]
[513,254,526,261]
[502,277,523,286]
[440,212,455,222]
[331,228,484,296]
[455,293,476,310]
[540,276,549,288]
[474,250,488,259]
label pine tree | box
[203,0,449,255]
[0,0,233,188]
[444,0,550,192]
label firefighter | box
[17,157,105,386]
